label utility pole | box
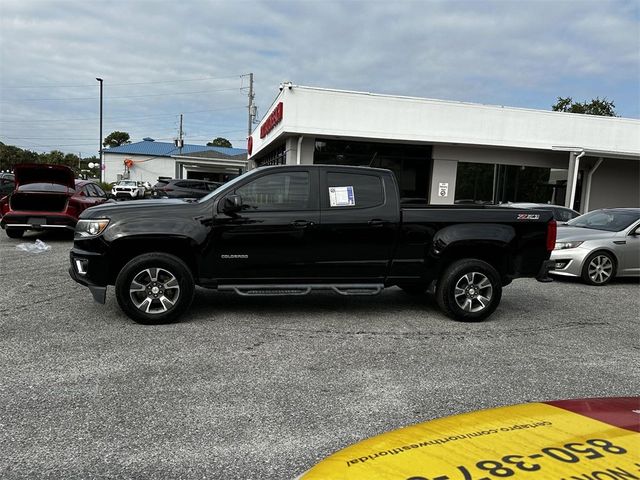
[179,113,183,152]
[96,77,103,182]
[247,72,255,137]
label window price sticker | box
[329,186,355,207]
[297,397,640,479]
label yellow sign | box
[298,399,640,479]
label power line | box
[0,74,244,89]
[0,87,242,103]
[2,136,96,140]
[0,106,245,123]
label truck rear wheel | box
[115,253,195,325]
[436,259,502,322]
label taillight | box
[547,219,557,252]
[0,196,8,215]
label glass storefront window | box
[455,162,571,205]
[256,145,286,167]
[315,140,431,200]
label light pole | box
[96,77,103,182]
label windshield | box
[119,181,137,186]
[567,209,640,232]
[197,169,257,203]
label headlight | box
[554,241,584,250]
[75,219,110,238]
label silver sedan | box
[550,208,640,285]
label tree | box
[207,137,232,148]
[552,97,616,116]
[103,131,131,148]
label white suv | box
[112,180,145,200]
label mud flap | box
[536,259,555,283]
[89,285,107,304]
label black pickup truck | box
[69,165,556,324]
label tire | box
[6,228,25,239]
[436,259,502,322]
[115,253,195,325]
[581,251,616,286]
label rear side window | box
[84,184,97,197]
[236,172,310,211]
[326,172,383,208]
[554,208,578,222]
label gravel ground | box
[1,230,638,479]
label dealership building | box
[247,85,640,212]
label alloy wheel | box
[587,255,613,285]
[454,272,493,313]
[129,267,181,314]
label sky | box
[0,0,638,158]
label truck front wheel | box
[115,253,195,325]
[436,259,502,322]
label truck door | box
[317,169,399,282]
[211,168,321,282]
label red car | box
[0,164,112,238]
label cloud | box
[0,0,638,156]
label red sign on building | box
[260,102,283,139]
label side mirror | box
[78,191,86,197]
[222,194,243,214]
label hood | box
[556,226,616,242]
[14,163,75,189]
[80,198,191,218]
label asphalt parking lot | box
[1,231,638,479]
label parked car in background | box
[0,164,112,238]
[0,172,15,199]
[152,178,223,199]
[550,208,640,285]
[500,202,580,223]
[112,180,145,200]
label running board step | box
[219,284,384,297]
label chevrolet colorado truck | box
[69,165,556,324]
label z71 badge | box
[517,213,540,220]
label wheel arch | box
[431,223,515,282]
[436,244,511,283]
[107,236,199,284]
[584,248,619,266]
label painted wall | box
[588,159,640,210]
[429,159,458,205]
[432,145,568,169]
[285,136,315,165]
[103,153,174,183]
